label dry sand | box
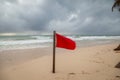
[0,43,120,80]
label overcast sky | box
[0,0,120,35]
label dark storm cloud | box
[56,0,120,35]
[0,0,120,35]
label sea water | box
[0,35,120,51]
[0,35,52,51]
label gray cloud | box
[0,0,120,35]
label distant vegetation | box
[112,0,120,12]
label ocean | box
[0,35,120,51]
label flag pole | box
[52,31,56,73]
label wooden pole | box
[52,31,56,73]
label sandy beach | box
[0,43,120,80]
[0,0,120,80]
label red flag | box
[56,33,76,50]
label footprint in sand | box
[69,73,76,75]
[54,77,65,80]
[81,71,90,75]
[115,51,120,53]
[67,73,76,80]
[110,76,120,80]
[116,76,120,79]
[67,72,91,80]
[51,75,67,80]
[95,70,100,73]
[90,60,104,64]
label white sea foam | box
[0,39,52,45]
[0,35,120,51]
[70,36,120,41]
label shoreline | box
[0,42,119,69]
[0,39,120,51]
[0,38,120,52]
